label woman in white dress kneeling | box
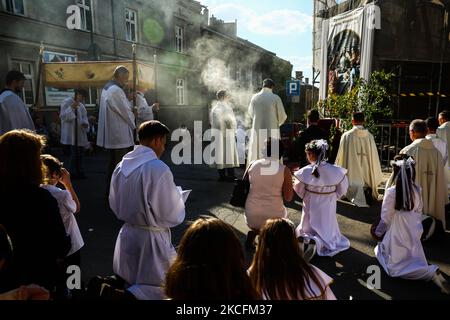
[372,155,450,294]
[294,139,350,257]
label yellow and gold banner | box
[44,61,155,90]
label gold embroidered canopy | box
[44,60,155,90]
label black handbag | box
[230,163,253,208]
[364,187,374,206]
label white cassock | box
[109,145,186,300]
[393,139,448,226]
[247,88,287,167]
[335,126,383,207]
[60,97,89,148]
[374,186,438,280]
[426,134,448,165]
[294,162,351,257]
[136,92,154,128]
[0,89,35,135]
[210,101,240,169]
[437,121,450,192]
[97,81,136,149]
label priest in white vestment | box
[247,79,287,168]
[294,140,350,257]
[136,88,159,129]
[60,90,90,177]
[390,120,448,228]
[210,90,240,181]
[109,121,187,300]
[335,112,383,207]
[0,71,35,135]
[426,117,448,165]
[97,67,136,194]
[437,110,450,193]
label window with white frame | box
[176,79,186,105]
[175,26,184,53]
[248,66,253,87]
[125,8,137,42]
[4,0,25,15]
[76,0,93,31]
[11,60,34,106]
[256,72,263,87]
[84,87,98,107]
[241,68,247,83]
[228,64,236,81]
[236,67,242,82]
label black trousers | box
[218,168,236,178]
[54,250,82,300]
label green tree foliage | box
[319,70,394,133]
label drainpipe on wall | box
[111,0,118,57]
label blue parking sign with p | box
[286,80,301,97]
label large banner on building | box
[319,5,376,100]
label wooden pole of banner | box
[132,43,137,110]
[153,50,159,121]
[132,43,138,138]
[74,96,80,176]
[33,42,45,111]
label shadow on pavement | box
[336,200,383,225]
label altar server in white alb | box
[210,90,240,181]
[0,70,35,135]
[60,89,90,178]
[109,121,187,300]
[426,117,448,166]
[335,112,383,207]
[97,66,136,193]
[294,140,350,257]
[135,85,160,128]
[373,155,449,294]
[247,78,287,168]
[437,110,450,192]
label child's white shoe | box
[298,236,316,262]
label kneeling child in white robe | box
[373,155,449,294]
[294,140,350,257]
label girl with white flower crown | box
[293,139,350,258]
[372,154,450,294]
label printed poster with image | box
[326,6,364,96]
[319,4,375,100]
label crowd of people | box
[0,66,450,301]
